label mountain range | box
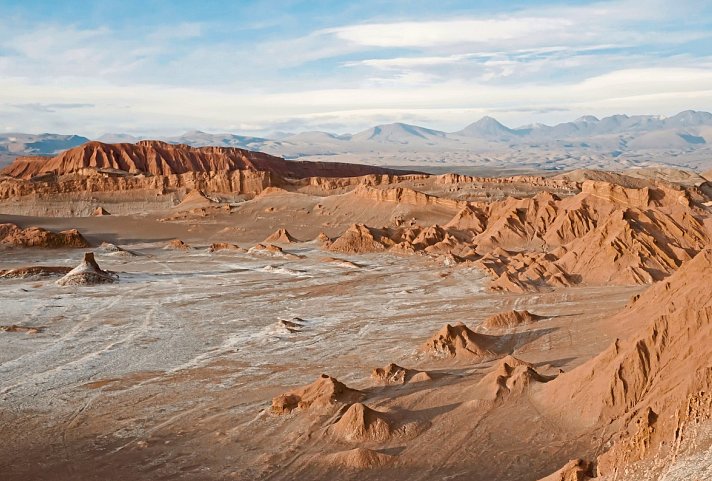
[3,110,712,172]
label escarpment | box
[325,179,712,291]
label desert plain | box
[0,140,711,481]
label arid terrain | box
[1,141,711,481]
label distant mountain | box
[0,133,90,169]
[0,133,89,156]
[280,131,351,144]
[3,110,712,172]
[351,123,448,144]
[96,133,142,144]
[165,130,269,150]
[456,116,519,140]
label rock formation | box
[0,325,42,334]
[482,310,543,329]
[249,243,302,259]
[537,459,595,481]
[327,224,391,254]
[323,178,711,292]
[421,323,500,362]
[535,248,712,478]
[315,232,331,245]
[165,239,191,250]
[371,363,432,385]
[271,374,364,415]
[208,242,246,253]
[478,355,554,401]
[98,242,139,257]
[264,228,300,244]
[1,140,414,180]
[0,223,90,248]
[351,185,465,210]
[56,252,118,286]
[0,266,72,279]
[324,447,393,469]
[328,403,395,442]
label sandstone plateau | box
[1,140,711,481]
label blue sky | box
[1,0,711,136]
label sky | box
[1,0,711,137]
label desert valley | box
[3,1,712,480]
[1,137,711,481]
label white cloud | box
[323,17,573,48]
[0,0,711,135]
[2,66,712,136]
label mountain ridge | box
[3,110,712,172]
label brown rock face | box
[478,355,555,401]
[327,224,391,254]
[535,248,712,477]
[421,323,500,362]
[351,185,465,210]
[263,228,300,244]
[0,223,90,248]
[324,447,393,469]
[165,239,191,250]
[537,459,595,481]
[482,310,543,329]
[271,374,364,415]
[0,168,278,202]
[1,140,415,180]
[315,232,332,246]
[329,403,395,442]
[0,266,72,279]
[371,363,432,385]
[322,177,711,292]
[207,242,245,253]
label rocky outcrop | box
[329,403,395,442]
[421,323,500,362]
[371,363,432,385]
[165,239,191,250]
[0,168,277,201]
[271,374,364,415]
[1,140,412,180]
[351,185,466,210]
[208,242,246,253]
[315,232,332,246]
[537,459,595,481]
[482,310,544,329]
[249,243,302,259]
[327,224,391,254]
[535,248,712,478]
[98,242,139,257]
[324,448,393,469]
[0,223,90,248]
[0,266,72,279]
[328,402,424,443]
[0,325,43,334]
[478,356,555,401]
[323,178,711,292]
[264,228,300,244]
[56,252,118,286]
